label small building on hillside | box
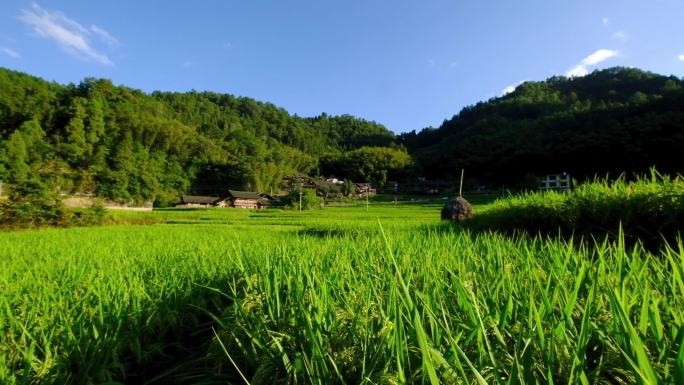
[283,174,318,190]
[539,173,572,191]
[313,180,344,198]
[354,183,376,197]
[179,195,221,207]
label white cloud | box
[18,3,115,65]
[612,31,626,41]
[602,17,609,25]
[90,25,118,46]
[566,49,619,77]
[679,54,684,62]
[566,65,589,77]
[501,86,515,95]
[582,49,619,66]
[501,80,526,96]
[0,47,20,59]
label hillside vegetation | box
[2,66,684,205]
[0,67,405,204]
[401,67,684,186]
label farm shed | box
[224,190,261,209]
[539,173,572,191]
[179,195,220,207]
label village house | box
[313,180,343,197]
[179,195,221,207]
[220,190,261,209]
[257,193,283,208]
[283,174,318,190]
[176,191,281,209]
[283,174,385,198]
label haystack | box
[441,196,474,222]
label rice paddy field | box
[1,194,683,384]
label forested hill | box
[400,67,684,186]
[0,67,406,204]
[2,66,683,204]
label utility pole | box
[299,182,303,212]
[459,169,465,196]
[394,181,398,205]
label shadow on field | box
[165,220,234,225]
[425,212,682,252]
[297,226,371,239]
[107,283,237,385]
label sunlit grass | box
[470,171,684,246]
[1,200,682,384]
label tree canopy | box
[0,67,400,204]
[319,146,413,186]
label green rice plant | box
[0,202,681,384]
[469,170,684,247]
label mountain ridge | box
[400,67,684,185]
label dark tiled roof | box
[259,198,283,206]
[181,195,220,205]
[228,190,261,200]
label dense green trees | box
[401,67,684,186]
[320,146,413,186]
[1,66,683,202]
[0,178,105,228]
[1,119,50,184]
[0,68,398,204]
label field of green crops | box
[470,173,684,248]
[1,198,683,384]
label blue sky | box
[1,1,683,133]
